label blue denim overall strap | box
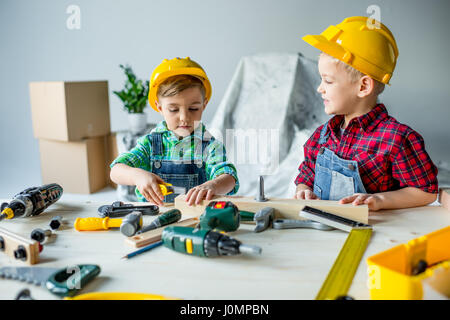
[313,121,367,200]
[150,132,209,203]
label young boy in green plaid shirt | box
[110,57,239,206]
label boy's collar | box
[154,120,205,141]
[328,104,388,133]
[357,104,388,132]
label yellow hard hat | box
[148,57,212,112]
[302,16,399,84]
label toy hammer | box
[74,211,143,237]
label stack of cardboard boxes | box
[29,81,118,194]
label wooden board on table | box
[439,188,450,212]
[174,195,369,224]
[124,218,198,248]
[0,227,40,265]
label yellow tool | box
[74,212,143,236]
[367,225,450,299]
[159,183,187,196]
[299,207,373,299]
[65,292,179,300]
[74,217,123,231]
[316,228,373,300]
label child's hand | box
[339,193,383,211]
[185,181,217,206]
[294,189,319,200]
[133,171,165,206]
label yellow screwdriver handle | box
[159,183,173,196]
[74,217,122,231]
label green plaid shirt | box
[110,121,239,200]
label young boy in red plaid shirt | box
[294,17,438,211]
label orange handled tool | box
[74,217,122,231]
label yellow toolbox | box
[367,226,450,300]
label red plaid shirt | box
[295,104,438,194]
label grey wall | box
[1,0,449,196]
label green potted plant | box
[113,64,149,134]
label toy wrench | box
[273,219,335,231]
[98,201,159,218]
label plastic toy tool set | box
[1,182,449,300]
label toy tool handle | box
[239,210,255,221]
[46,264,101,298]
[159,183,174,196]
[159,209,182,226]
[74,217,122,231]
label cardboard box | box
[29,81,110,142]
[38,136,108,194]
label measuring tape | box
[316,228,373,300]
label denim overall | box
[313,121,367,200]
[150,132,209,203]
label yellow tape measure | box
[316,228,373,300]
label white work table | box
[0,198,449,300]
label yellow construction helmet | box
[302,16,399,84]
[148,57,212,112]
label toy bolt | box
[14,245,27,261]
[255,176,268,202]
[49,216,64,230]
[30,228,52,243]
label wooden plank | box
[174,195,369,224]
[439,188,450,212]
[0,227,40,265]
[124,218,199,248]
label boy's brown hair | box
[157,75,206,100]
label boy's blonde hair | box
[157,75,206,100]
[320,52,385,96]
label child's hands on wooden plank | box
[294,184,319,200]
[185,181,217,206]
[339,193,383,211]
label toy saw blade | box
[0,266,58,286]
[0,264,101,297]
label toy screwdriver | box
[136,209,182,234]
[159,183,186,196]
[74,212,143,236]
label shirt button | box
[319,147,324,155]
[348,164,355,171]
